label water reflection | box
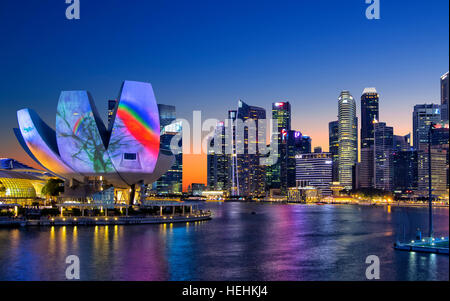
[0,204,448,281]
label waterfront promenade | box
[0,211,211,227]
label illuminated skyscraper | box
[359,88,379,188]
[394,134,411,151]
[295,152,333,196]
[292,132,311,155]
[230,100,266,197]
[393,150,418,193]
[418,147,448,198]
[153,104,182,194]
[269,101,292,193]
[328,120,339,182]
[412,104,441,151]
[337,91,357,189]
[441,71,449,123]
[374,122,394,191]
[207,122,229,191]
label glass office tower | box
[269,101,292,193]
[337,91,357,190]
[374,122,394,191]
[328,120,339,182]
[153,104,182,194]
[360,88,379,188]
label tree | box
[42,179,65,198]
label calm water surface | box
[0,203,448,281]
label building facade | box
[392,150,418,193]
[374,122,394,191]
[153,104,183,195]
[328,120,339,182]
[207,122,229,192]
[295,153,333,196]
[413,104,441,151]
[441,71,449,123]
[269,102,292,193]
[359,88,379,188]
[337,91,358,189]
[230,100,266,197]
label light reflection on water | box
[0,203,448,281]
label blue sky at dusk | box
[0,0,448,187]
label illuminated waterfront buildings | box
[360,88,379,188]
[337,91,358,190]
[416,124,449,198]
[0,158,50,202]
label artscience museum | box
[14,80,175,203]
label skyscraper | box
[424,125,449,198]
[153,104,183,194]
[359,88,379,188]
[412,104,441,151]
[328,120,339,182]
[230,100,266,197]
[292,131,312,155]
[207,122,229,191]
[394,134,411,152]
[392,150,418,193]
[374,122,394,191]
[441,71,449,123]
[418,147,448,198]
[337,91,357,189]
[269,101,292,193]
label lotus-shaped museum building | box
[14,81,174,194]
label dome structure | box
[14,81,174,189]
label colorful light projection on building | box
[16,109,82,181]
[56,91,115,175]
[16,81,168,188]
[108,81,160,184]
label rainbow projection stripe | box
[117,101,160,159]
[72,113,88,136]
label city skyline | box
[0,0,449,190]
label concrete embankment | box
[0,213,211,227]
